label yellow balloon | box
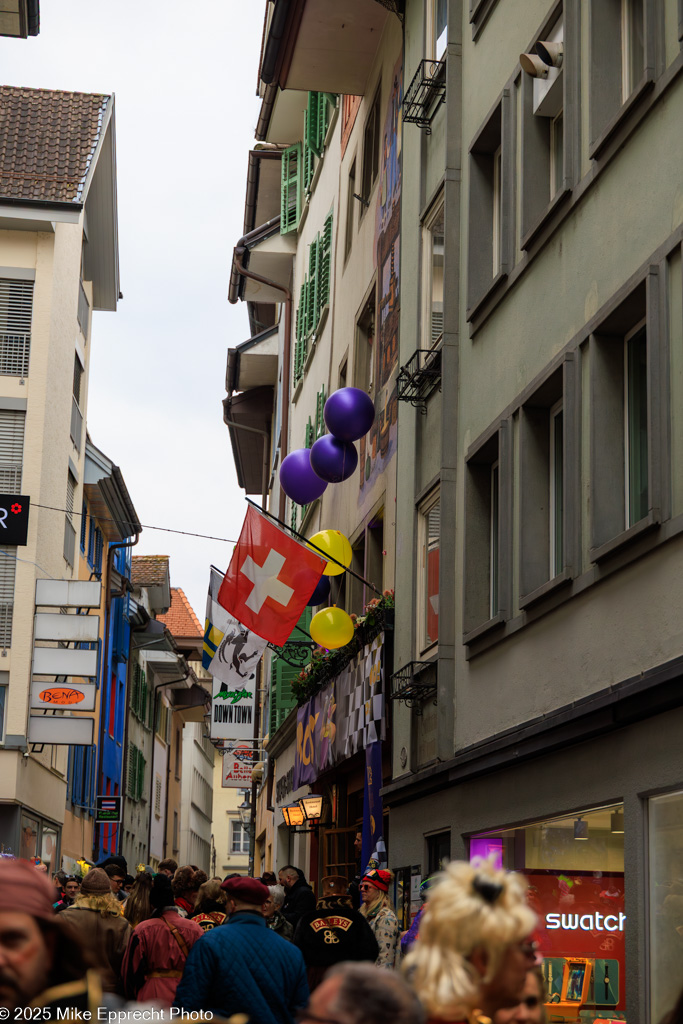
[308,529,352,577]
[310,606,355,650]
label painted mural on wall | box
[359,59,402,501]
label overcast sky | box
[0,0,266,620]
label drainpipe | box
[222,410,270,513]
[95,533,139,860]
[146,665,190,864]
[232,251,292,521]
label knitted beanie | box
[79,867,111,895]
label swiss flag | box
[217,505,327,646]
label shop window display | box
[470,803,625,1023]
[649,789,683,1023]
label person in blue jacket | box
[173,875,309,1024]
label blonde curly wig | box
[402,857,536,1019]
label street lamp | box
[299,794,324,822]
[282,803,305,828]
[238,790,252,829]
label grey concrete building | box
[388,2,683,1021]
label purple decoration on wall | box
[323,387,376,443]
[279,448,328,505]
[310,435,358,483]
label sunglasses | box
[359,883,375,890]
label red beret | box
[221,876,270,905]
[362,868,392,893]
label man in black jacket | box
[280,865,317,928]
[292,875,379,991]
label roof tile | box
[131,555,170,588]
[158,588,203,639]
[0,86,110,204]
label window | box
[0,408,25,491]
[93,527,103,576]
[428,0,448,60]
[422,197,445,348]
[280,143,301,235]
[0,277,33,378]
[175,729,181,779]
[345,159,356,261]
[230,819,250,855]
[354,290,376,393]
[72,354,83,407]
[589,0,655,156]
[80,500,88,552]
[361,85,381,203]
[471,804,626,1013]
[0,676,6,743]
[590,276,660,560]
[519,360,576,603]
[464,424,510,639]
[520,17,569,244]
[649,790,683,1022]
[70,353,84,450]
[0,550,16,648]
[427,830,451,873]
[467,95,511,318]
[77,279,90,341]
[418,492,440,651]
[625,324,648,526]
[294,214,333,385]
[64,472,76,567]
[173,811,179,852]
[154,775,162,817]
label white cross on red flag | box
[217,505,327,646]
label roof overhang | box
[244,148,283,233]
[257,87,308,145]
[173,682,212,723]
[228,218,295,305]
[0,199,79,231]
[262,0,390,95]
[82,102,120,311]
[223,386,274,496]
[226,326,279,393]
[0,0,40,37]
[84,436,141,541]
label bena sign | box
[0,494,29,546]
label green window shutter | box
[126,743,136,798]
[130,665,138,719]
[305,417,314,449]
[307,237,320,335]
[316,92,328,153]
[315,388,326,440]
[270,608,313,733]
[320,213,333,312]
[136,749,145,801]
[280,143,301,234]
[306,92,322,156]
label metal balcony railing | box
[397,348,442,411]
[390,661,437,714]
[402,59,446,133]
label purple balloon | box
[310,435,358,483]
[279,448,328,505]
[324,387,376,442]
[307,575,331,607]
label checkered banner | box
[294,633,385,788]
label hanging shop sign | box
[95,796,122,824]
[0,494,30,546]
[35,579,102,608]
[34,612,99,643]
[32,646,98,677]
[294,632,385,788]
[222,746,259,788]
[27,714,95,745]
[30,681,96,711]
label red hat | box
[0,858,57,920]
[221,875,270,905]
[362,869,392,893]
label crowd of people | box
[0,850,681,1024]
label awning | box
[226,326,279,393]
[228,218,295,305]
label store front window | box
[649,789,683,1023]
[470,803,625,1023]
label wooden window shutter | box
[320,213,333,311]
[280,143,301,234]
[307,92,322,156]
[307,237,320,335]
[126,743,136,798]
[315,387,326,440]
[136,748,145,801]
[316,93,328,153]
[305,417,314,449]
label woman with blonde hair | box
[402,858,538,1024]
[359,868,400,968]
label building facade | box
[387,2,683,1022]
[0,87,121,865]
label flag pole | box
[244,497,383,597]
